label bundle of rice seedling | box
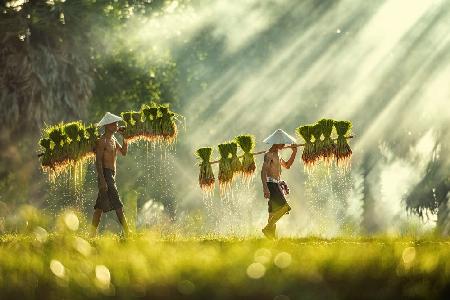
[318,119,335,164]
[47,124,70,174]
[120,103,183,145]
[160,105,178,144]
[235,135,256,181]
[38,104,185,180]
[229,141,242,177]
[218,142,233,192]
[142,104,155,142]
[85,124,98,143]
[39,138,52,168]
[296,125,315,169]
[40,122,91,178]
[334,120,353,167]
[77,125,95,162]
[63,122,83,161]
[310,123,323,163]
[84,124,98,157]
[149,106,161,140]
[120,111,142,143]
[121,111,135,141]
[196,147,215,193]
[131,111,144,141]
[48,125,64,149]
[48,125,66,161]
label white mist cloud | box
[375,130,437,233]
[106,0,450,236]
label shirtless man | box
[90,112,130,237]
[260,129,298,239]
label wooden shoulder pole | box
[208,135,353,165]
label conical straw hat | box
[97,112,123,127]
[263,129,297,144]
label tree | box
[0,0,181,209]
[405,126,450,229]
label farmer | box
[90,112,130,237]
[261,129,298,239]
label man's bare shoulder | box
[95,137,107,149]
[264,152,274,162]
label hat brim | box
[97,113,123,127]
[263,129,297,144]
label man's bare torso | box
[99,136,118,171]
[265,151,282,180]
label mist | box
[2,0,448,237]
[90,0,449,237]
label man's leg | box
[262,218,276,239]
[268,204,290,226]
[115,208,130,236]
[90,209,103,237]
[263,204,290,238]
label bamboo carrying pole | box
[209,135,354,165]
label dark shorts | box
[267,182,289,213]
[94,168,123,213]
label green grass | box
[1,232,450,300]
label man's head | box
[97,112,123,134]
[105,121,119,134]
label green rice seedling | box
[48,124,66,162]
[120,111,142,144]
[59,130,70,163]
[318,119,335,164]
[196,147,215,193]
[121,111,135,140]
[229,141,242,177]
[39,127,57,174]
[84,124,98,159]
[296,125,315,170]
[85,124,98,142]
[235,135,256,182]
[39,137,51,152]
[311,123,323,163]
[160,106,178,145]
[77,124,93,161]
[77,125,87,141]
[45,124,71,176]
[141,104,155,142]
[64,122,81,143]
[48,125,65,149]
[121,111,133,126]
[156,106,169,142]
[334,120,352,168]
[148,106,161,141]
[63,122,82,161]
[39,138,52,168]
[218,142,233,193]
[131,111,144,140]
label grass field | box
[1,230,450,300]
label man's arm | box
[281,146,298,169]
[115,137,128,156]
[261,153,271,199]
[95,139,107,192]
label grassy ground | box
[1,231,450,300]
